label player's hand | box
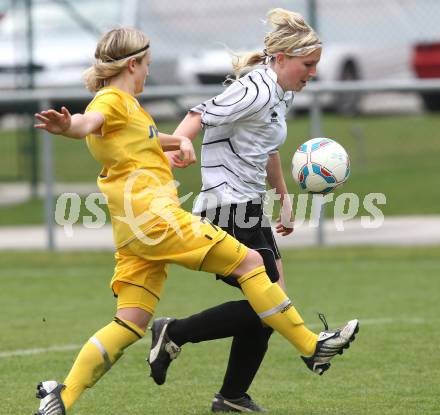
[169,152,191,168]
[173,136,196,168]
[275,220,294,236]
[276,197,294,236]
[165,151,179,168]
[34,106,72,135]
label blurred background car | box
[412,41,440,111]
[0,0,132,89]
[0,0,140,113]
[178,0,440,114]
[176,42,407,115]
[176,0,440,114]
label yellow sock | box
[61,318,144,409]
[238,266,318,356]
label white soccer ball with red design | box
[292,138,350,194]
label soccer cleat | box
[147,317,181,385]
[301,314,359,375]
[34,381,66,415]
[211,393,267,413]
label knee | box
[253,326,274,351]
[115,307,151,333]
[231,249,264,277]
[247,249,264,268]
[242,249,264,272]
[237,325,273,353]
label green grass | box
[1,114,439,225]
[1,246,440,414]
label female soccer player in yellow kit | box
[33,27,358,414]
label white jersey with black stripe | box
[191,67,294,213]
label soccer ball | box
[292,138,350,194]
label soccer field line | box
[0,317,427,359]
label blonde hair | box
[83,27,150,92]
[232,8,321,79]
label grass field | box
[1,113,439,225]
[1,246,439,414]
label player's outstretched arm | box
[34,107,104,139]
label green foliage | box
[1,247,439,414]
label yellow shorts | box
[111,207,248,314]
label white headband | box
[290,43,322,55]
[263,43,322,62]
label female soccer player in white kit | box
[148,8,359,413]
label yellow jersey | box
[85,87,179,248]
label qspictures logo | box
[54,169,387,244]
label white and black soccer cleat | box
[301,314,359,375]
[211,393,267,413]
[34,381,66,415]
[147,317,181,385]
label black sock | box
[219,326,273,399]
[167,300,263,347]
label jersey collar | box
[265,67,293,101]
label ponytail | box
[231,8,320,79]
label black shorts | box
[200,199,281,288]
